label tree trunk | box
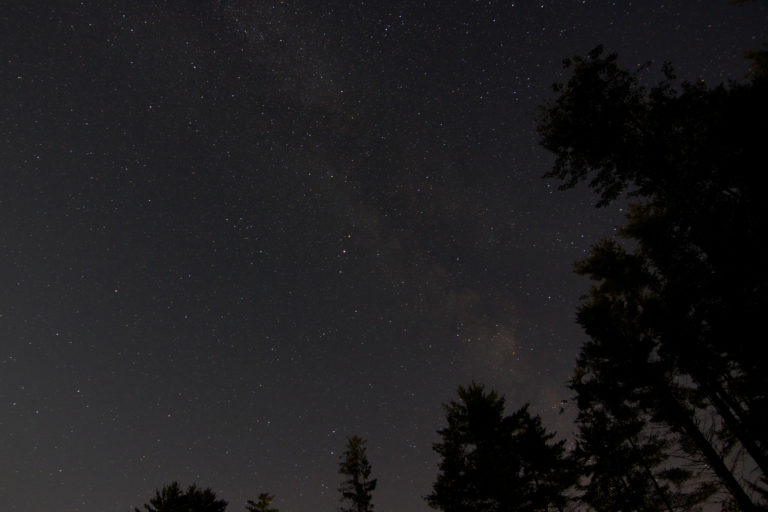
[660,389,759,512]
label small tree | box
[338,435,377,512]
[246,492,279,512]
[135,482,227,512]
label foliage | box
[427,383,575,512]
[246,492,279,512]
[135,482,228,512]
[571,313,718,512]
[538,44,768,511]
[338,435,377,512]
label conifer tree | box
[538,42,768,510]
[135,482,227,512]
[246,492,279,512]
[338,435,377,512]
[428,383,574,512]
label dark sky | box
[1,1,765,511]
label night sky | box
[1,1,766,511]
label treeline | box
[133,44,768,512]
[133,435,376,512]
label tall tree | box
[509,405,575,512]
[428,383,574,512]
[338,435,377,512]
[135,482,228,512]
[538,43,768,511]
[246,493,279,512]
[571,308,718,512]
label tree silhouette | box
[135,482,228,512]
[338,435,377,512]
[427,383,574,512]
[571,321,718,512]
[538,43,768,511]
[509,405,575,512]
[246,492,279,512]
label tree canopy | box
[538,44,768,511]
[135,482,228,512]
[246,492,280,512]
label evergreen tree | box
[510,405,575,512]
[135,482,227,512]
[338,435,377,512]
[572,330,717,512]
[428,383,574,512]
[246,493,279,512]
[538,42,768,511]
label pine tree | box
[538,43,768,510]
[338,435,377,512]
[428,383,575,512]
[135,482,227,512]
[246,492,279,512]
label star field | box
[1,1,766,511]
